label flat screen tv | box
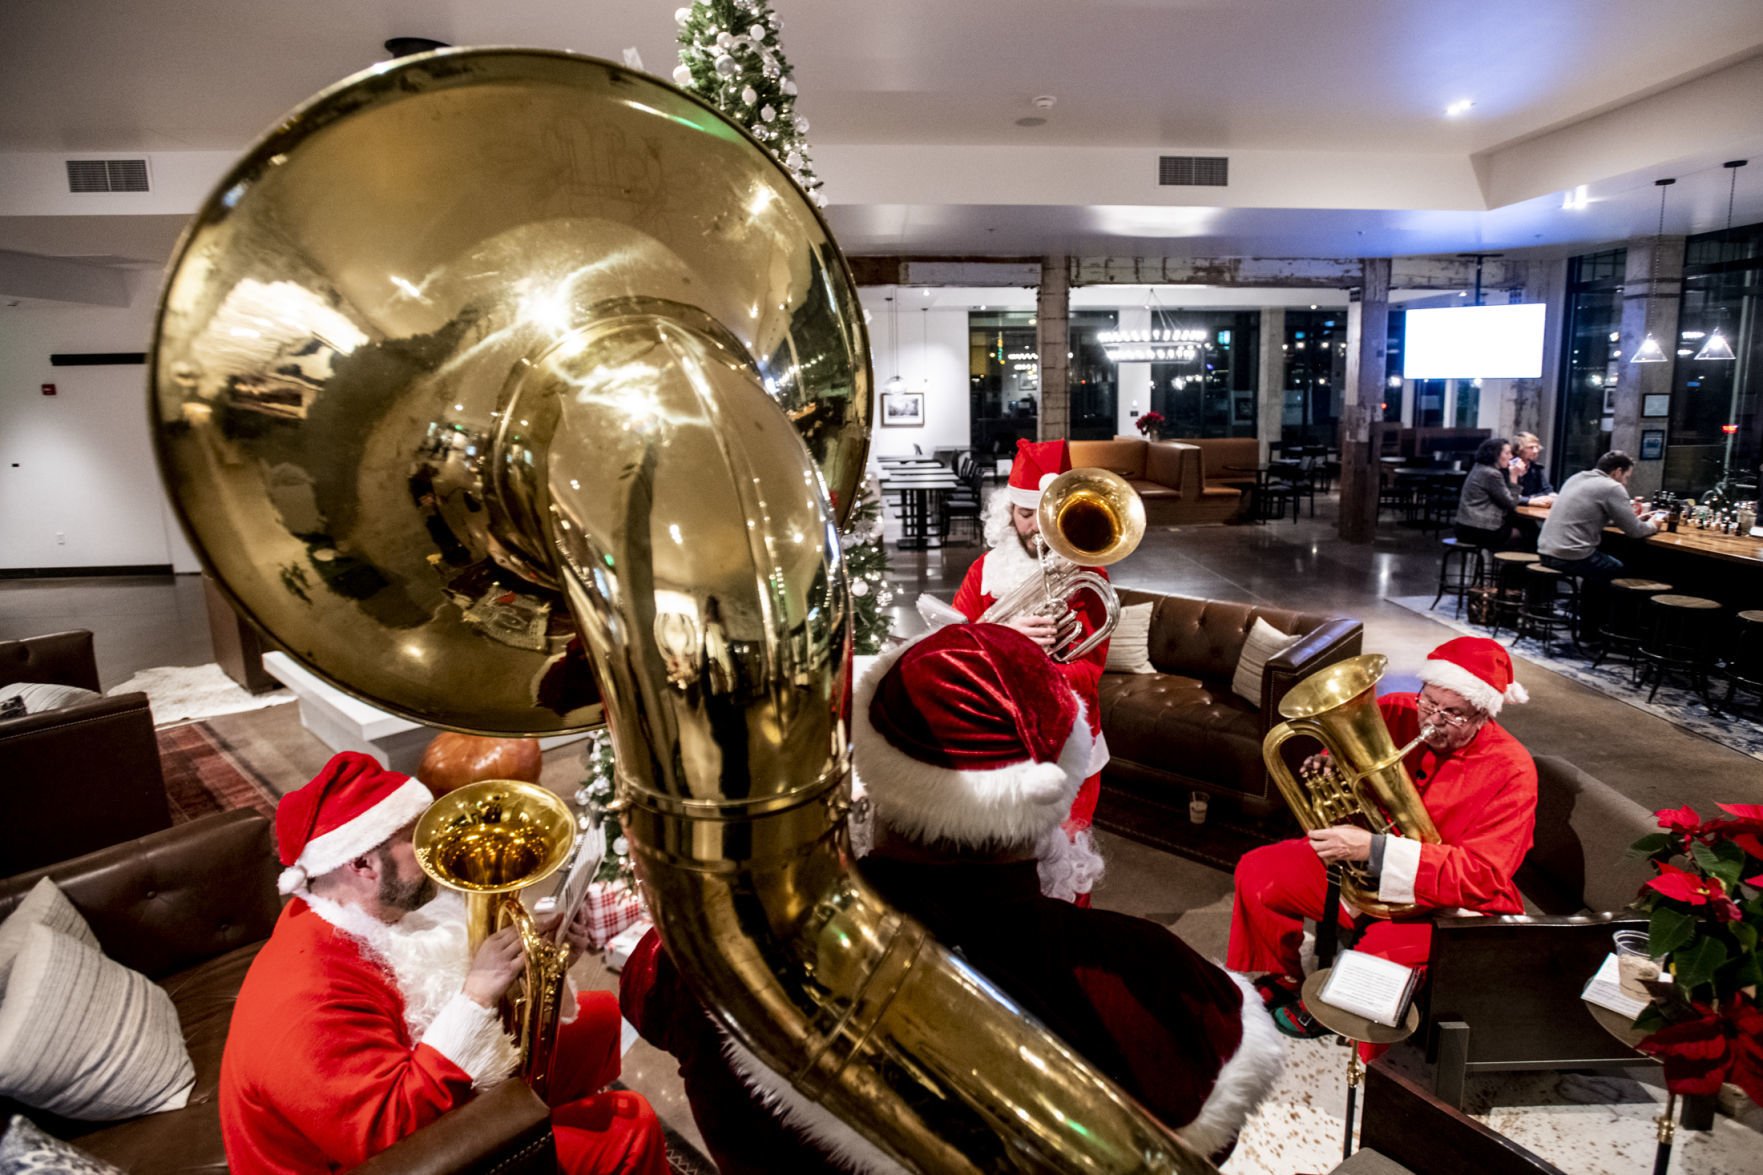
[1401,303,1546,380]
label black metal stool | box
[1432,537,1486,618]
[1485,551,1539,637]
[1519,564,1574,654]
[1594,578,1674,681]
[1639,594,1724,705]
[1722,610,1763,714]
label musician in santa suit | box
[951,437,1111,903]
[1228,637,1538,1038]
[219,752,667,1174]
[620,623,1284,1171]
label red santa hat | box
[852,623,1094,849]
[1005,438,1071,510]
[1416,636,1530,718]
[275,751,434,895]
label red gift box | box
[582,879,646,949]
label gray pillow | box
[0,880,99,995]
[0,684,102,717]
[0,1115,125,1174]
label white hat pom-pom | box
[277,866,308,896]
[1505,681,1529,704]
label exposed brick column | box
[1339,259,1390,543]
[1037,256,1070,440]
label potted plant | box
[1135,410,1167,442]
[1626,802,1763,1104]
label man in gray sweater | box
[1537,450,1661,642]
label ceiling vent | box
[65,158,151,194]
[1158,156,1228,187]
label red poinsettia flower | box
[1646,862,1727,905]
[1656,804,1702,833]
[1714,897,1746,923]
[1717,802,1763,823]
[1729,997,1763,1109]
[1728,831,1763,860]
[1639,1007,1736,1095]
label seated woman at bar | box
[1454,437,1520,550]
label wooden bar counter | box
[1516,505,1763,567]
[1517,504,1763,609]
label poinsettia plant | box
[1135,410,1167,438]
[1627,802,1763,1105]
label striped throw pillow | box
[0,925,194,1121]
[0,879,99,994]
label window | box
[1148,311,1259,438]
[1668,222,1760,498]
[967,310,1119,457]
[1554,249,1627,485]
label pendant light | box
[1694,160,1747,362]
[885,289,905,393]
[1630,177,1675,365]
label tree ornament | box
[785,150,802,170]
[714,54,738,77]
[851,579,869,598]
[672,64,694,86]
[782,78,798,96]
[716,30,733,46]
[794,115,809,133]
[674,6,692,23]
[750,24,767,40]
[760,104,776,122]
[741,85,757,106]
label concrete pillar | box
[1339,259,1391,543]
[1115,306,1152,438]
[1037,256,1071,440]
[1615,235,1685,498]
[1257,306,1286,461]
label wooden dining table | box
[876,465,961,550]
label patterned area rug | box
[157,720,281,822]
[1386,594,1763,763]
[111,662,293,726]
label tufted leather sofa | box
[0,812,555,1175]
[1096,588,1363,834]
[0,630,169,872]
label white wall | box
[0,272,199,573]
[860,291,971,458]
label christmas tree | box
[672,1,823,207]
[573,730,630,886]
[843,477,897,655]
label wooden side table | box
[1583,1001,1714,1175]
[1301,969,1421,1161]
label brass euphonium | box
[1261,654,1441,918]
[412,780,577,1098]
[151,50,1215,1172]
[979,467,1147,662]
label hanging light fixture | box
[1630,177,1675,364]
[885,289,905,393]
[1694,159,1747,362]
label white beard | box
[378,891,481,1040]
[980,531,1043,600]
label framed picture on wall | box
[1233,397,1254,423]
[1640,429,1665,460]
[880,391,925,427]
[1602,386,1616,415]
[1642,393,1671,418]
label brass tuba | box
[151,50,1214,1172]
[412,780,577,1098]
[979,467,1146,662]
[1261,655,1441,918]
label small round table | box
[1585,1001,1703,1175]
[1301,969,1421,1160]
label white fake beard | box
[378,891,477,1039]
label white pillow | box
[0,878,99,994]
[1104,603,1156,675]
[0,682,102,716]
[0,924,195,1121]
[1232,617,1299,705]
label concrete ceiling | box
[3,0,1763,290]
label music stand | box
[1301,968,1420,1161]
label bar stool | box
[1485,551,1539,637]
[1639,595,1724,705]
[1594,578,1674,681]
[1722,610,1763,714]
[1432,537,1486,618]
[1519,564,1574,654]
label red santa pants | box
[547,991,668,1175]
[1227,837,1434,978]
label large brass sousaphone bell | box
[153,49,1213,1172]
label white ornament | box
[674,7,691,24]
[782,78,798,96]
[760,104,776,122]
[613,836,629,856]
[750,24,767,40]
[672,64,693,86]
[716,31,733,47]
[851,579,869,598]
[741,85,757,105]
[714,54,737,77]
[785,150,802,170]
[794,115,809,133]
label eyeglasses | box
[1416,694,1477,727]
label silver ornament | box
[851,579,869,598]
[760,104,776,122]
[714,54,738,77]
[716,31,733,47]
[750,24,766,40]
[782,78,798,96]
[741,85,757,105]
[672,64,693,86]
[794,115,809,133]
[785,150,802,170]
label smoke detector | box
[1017,95,1056,127]
[1031,95,1057,110]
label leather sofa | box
[0,811,555,1174]
[0,630,170,872]
[1067,438,1241,525]
[1167,436,1264,505]
[1095,588,1363,837]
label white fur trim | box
[1088,729,1110,775]
[981,489,1015,549]
[719,1028,907,1174]
[288,777,434,888]
[1179,972,1286,1158]
[420,993,517,1086]
[852,634,1095,850]
[1416,659,1506,718]
[299,891,399,954]
[277,866,308,896]
[1378,835,1423,906]
[1505,681,1530,705]
[978,532,1042,600]
[1007,483,1043,510]
[1036,824,1105,902]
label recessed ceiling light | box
[1445,99,1475,117]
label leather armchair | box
[0,630,170,872]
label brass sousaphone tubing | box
[151,49,1213,1172]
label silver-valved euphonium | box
[979,466,1147,662]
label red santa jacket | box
[621,856,1283,1169]
[1373,693,1538,915]
[951,543,1110,737]
[219,900,503,1173]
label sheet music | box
[536,820,606,943]
[916,593,966,629]
[1320,949,1417,1027]
[1580,952,1650,1019]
